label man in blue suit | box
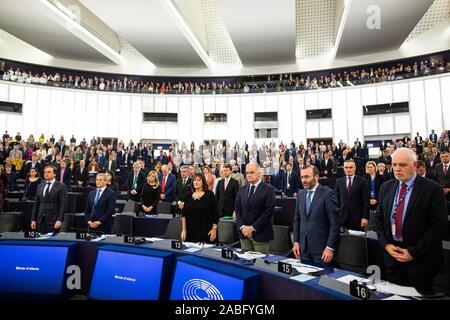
[293,165,340,265]
[159,164,176,202]
[84,173,117,234]
[235,163,276,254]
[270,162,285,192]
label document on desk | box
[374,282,421,297]
[280,258,325,274]
[183,242,214,249]
[234,251,267,260]
[336,275,376,290]
[145,237,165,242]
[290,274,316,282]
[382,295,411,300]
[90,235,106,242]
[36,233,54,240]
[347,230,366,237]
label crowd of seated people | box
[1,52,449,95]
[1,129,448,213]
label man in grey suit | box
[31,165,68,234]
[293,165,340,265]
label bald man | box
[374,148,448,295]
[235,163,276,253]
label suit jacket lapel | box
[404,176,422,223]
[384,181,396,226]
[308,185,322,216]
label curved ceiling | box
[0,0,448,76]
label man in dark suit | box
[335,159,370,231]
[378,150,392,166]
[175,165,192,210]
[426,153,438,174]
[24,153,42,176]
[414,132,423,145]
[159,164,176,202]
[84,173,117,234]
[434,151,450,201]
[56,161,72,186]
[374,148,448,294]
[321,153,334,178]
[105,154,117,172]
[156,150,168,165]
[283,163,300,197]
[310,155,321,172]
[74,159,89,186]
[215,164,239,218]
[270,162,285,191]
[439,137,449,152]
[429,129,438,143]
[235,163,275,254]
[126,162,145,202]
[293,165,339,265]
[95,149,106,169]
[416,160,438,183]
[31,165,67,234]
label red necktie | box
[161,175,167,193]
[395,183,407,238]
[444,165,448,175]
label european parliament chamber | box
[0,0,449,313]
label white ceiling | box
[336,0,435,57]
[215,0,296,66]
[0,0,111,63]
[0,0,448,75]
[80,0,206,68]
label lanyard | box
[392,183,414,220]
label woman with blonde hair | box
[365,161,384,214]
[140,170,161,215]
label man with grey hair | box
[84,173,117,234]
[374,147,448,294]
[159,164,176,202]
[125,162,145,211]
[235,163,276,253]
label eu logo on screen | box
[182,279,224,300]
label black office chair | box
[60,212,75,233]
[111,213,134,235]
[218,219,239,245]
[161,217,182,240]
[334,234,369,273]
[0,212,21,232]
[366,210,377,231]
[157,201,172,215]
[432,241,450,296]
[269,225,292,256]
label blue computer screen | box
[170,261,245,300]
[0,245,69,295]
[88,250,165,300]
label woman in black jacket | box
[181,172,218,243]
[365,161,384,211]
[140,170,161,215]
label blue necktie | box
[248,185,255,204]
[305,190,312,215]
[94,189,102,207]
